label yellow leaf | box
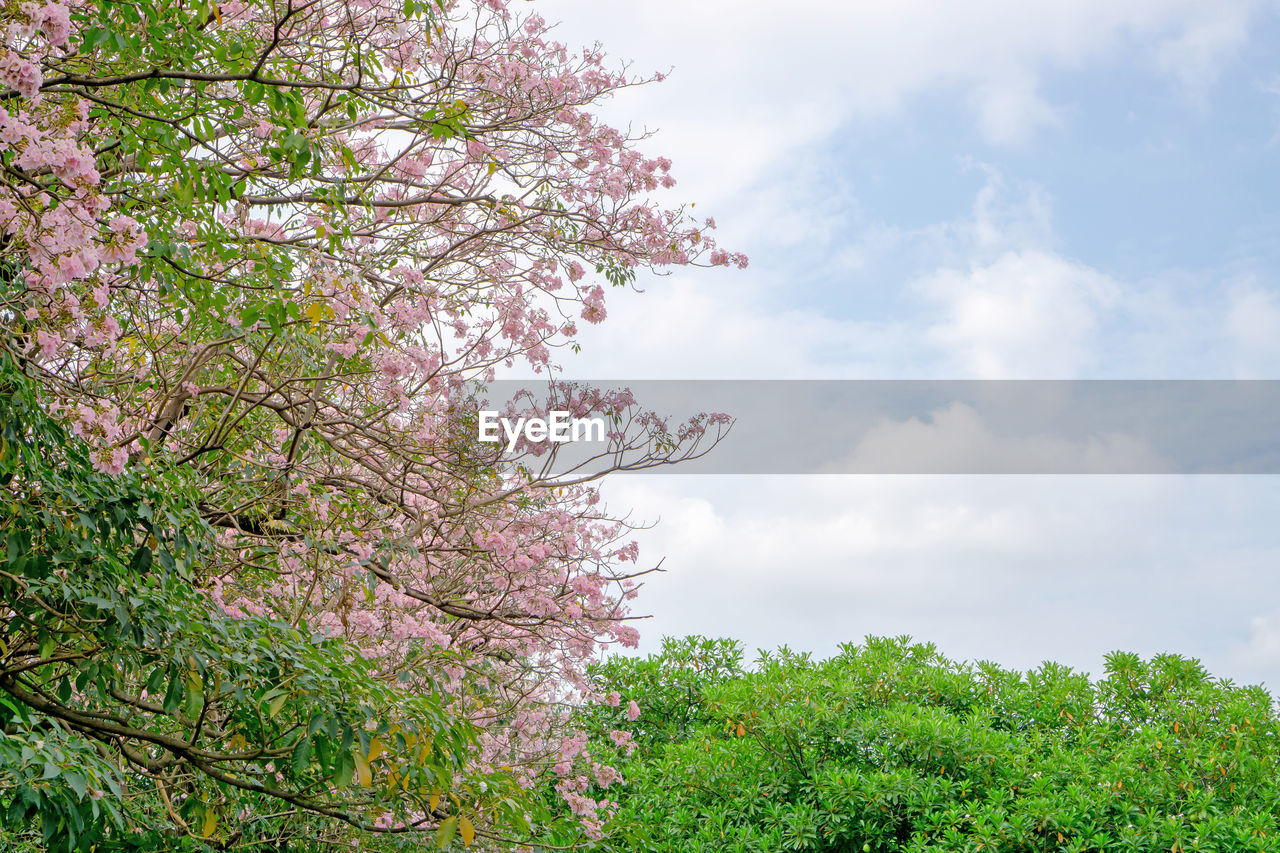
[354,751,372,787]
[415,737,433,766]
[305,302,325,326]
[368,737,385,761]
[201,807,218,838]
[429,792,441,812]
[459,814,475,845]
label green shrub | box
[568,636,1280,853]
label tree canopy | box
[573,636,1280,853]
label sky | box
[522,0,1280,688]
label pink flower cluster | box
[2,3,152,471]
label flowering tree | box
[0,0,742,847]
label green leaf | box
[436,816,458,848]
[334,752,354,788]
[64,771,87,800]
[291,737,312,774]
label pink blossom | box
[0,52,42,100]
[35,329,60,360]
[580,285,607,324]
[34,3,72,48]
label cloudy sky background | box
[521,0,1280,686]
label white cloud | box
[919,249,1120,378]
[1229,610,1280,675]
[601,474,1280,685]
[534,168,1256,381]
[519,269,920,379]
[968,75,1063,147]
[968,165,1056,251]
[538,0,1263,174]
[1150,4,1254,105]
[1226,281,1280,377]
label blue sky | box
[523,0,1280,687]
[527,0,1280,380]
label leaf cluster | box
[572,636,1280,853]
[0,346,509,850]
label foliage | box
[578,635,744,755]
[1,0,741,844]
[0,345,520,850]
[576,636,1280,853]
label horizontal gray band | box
[472,380,1280,474]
